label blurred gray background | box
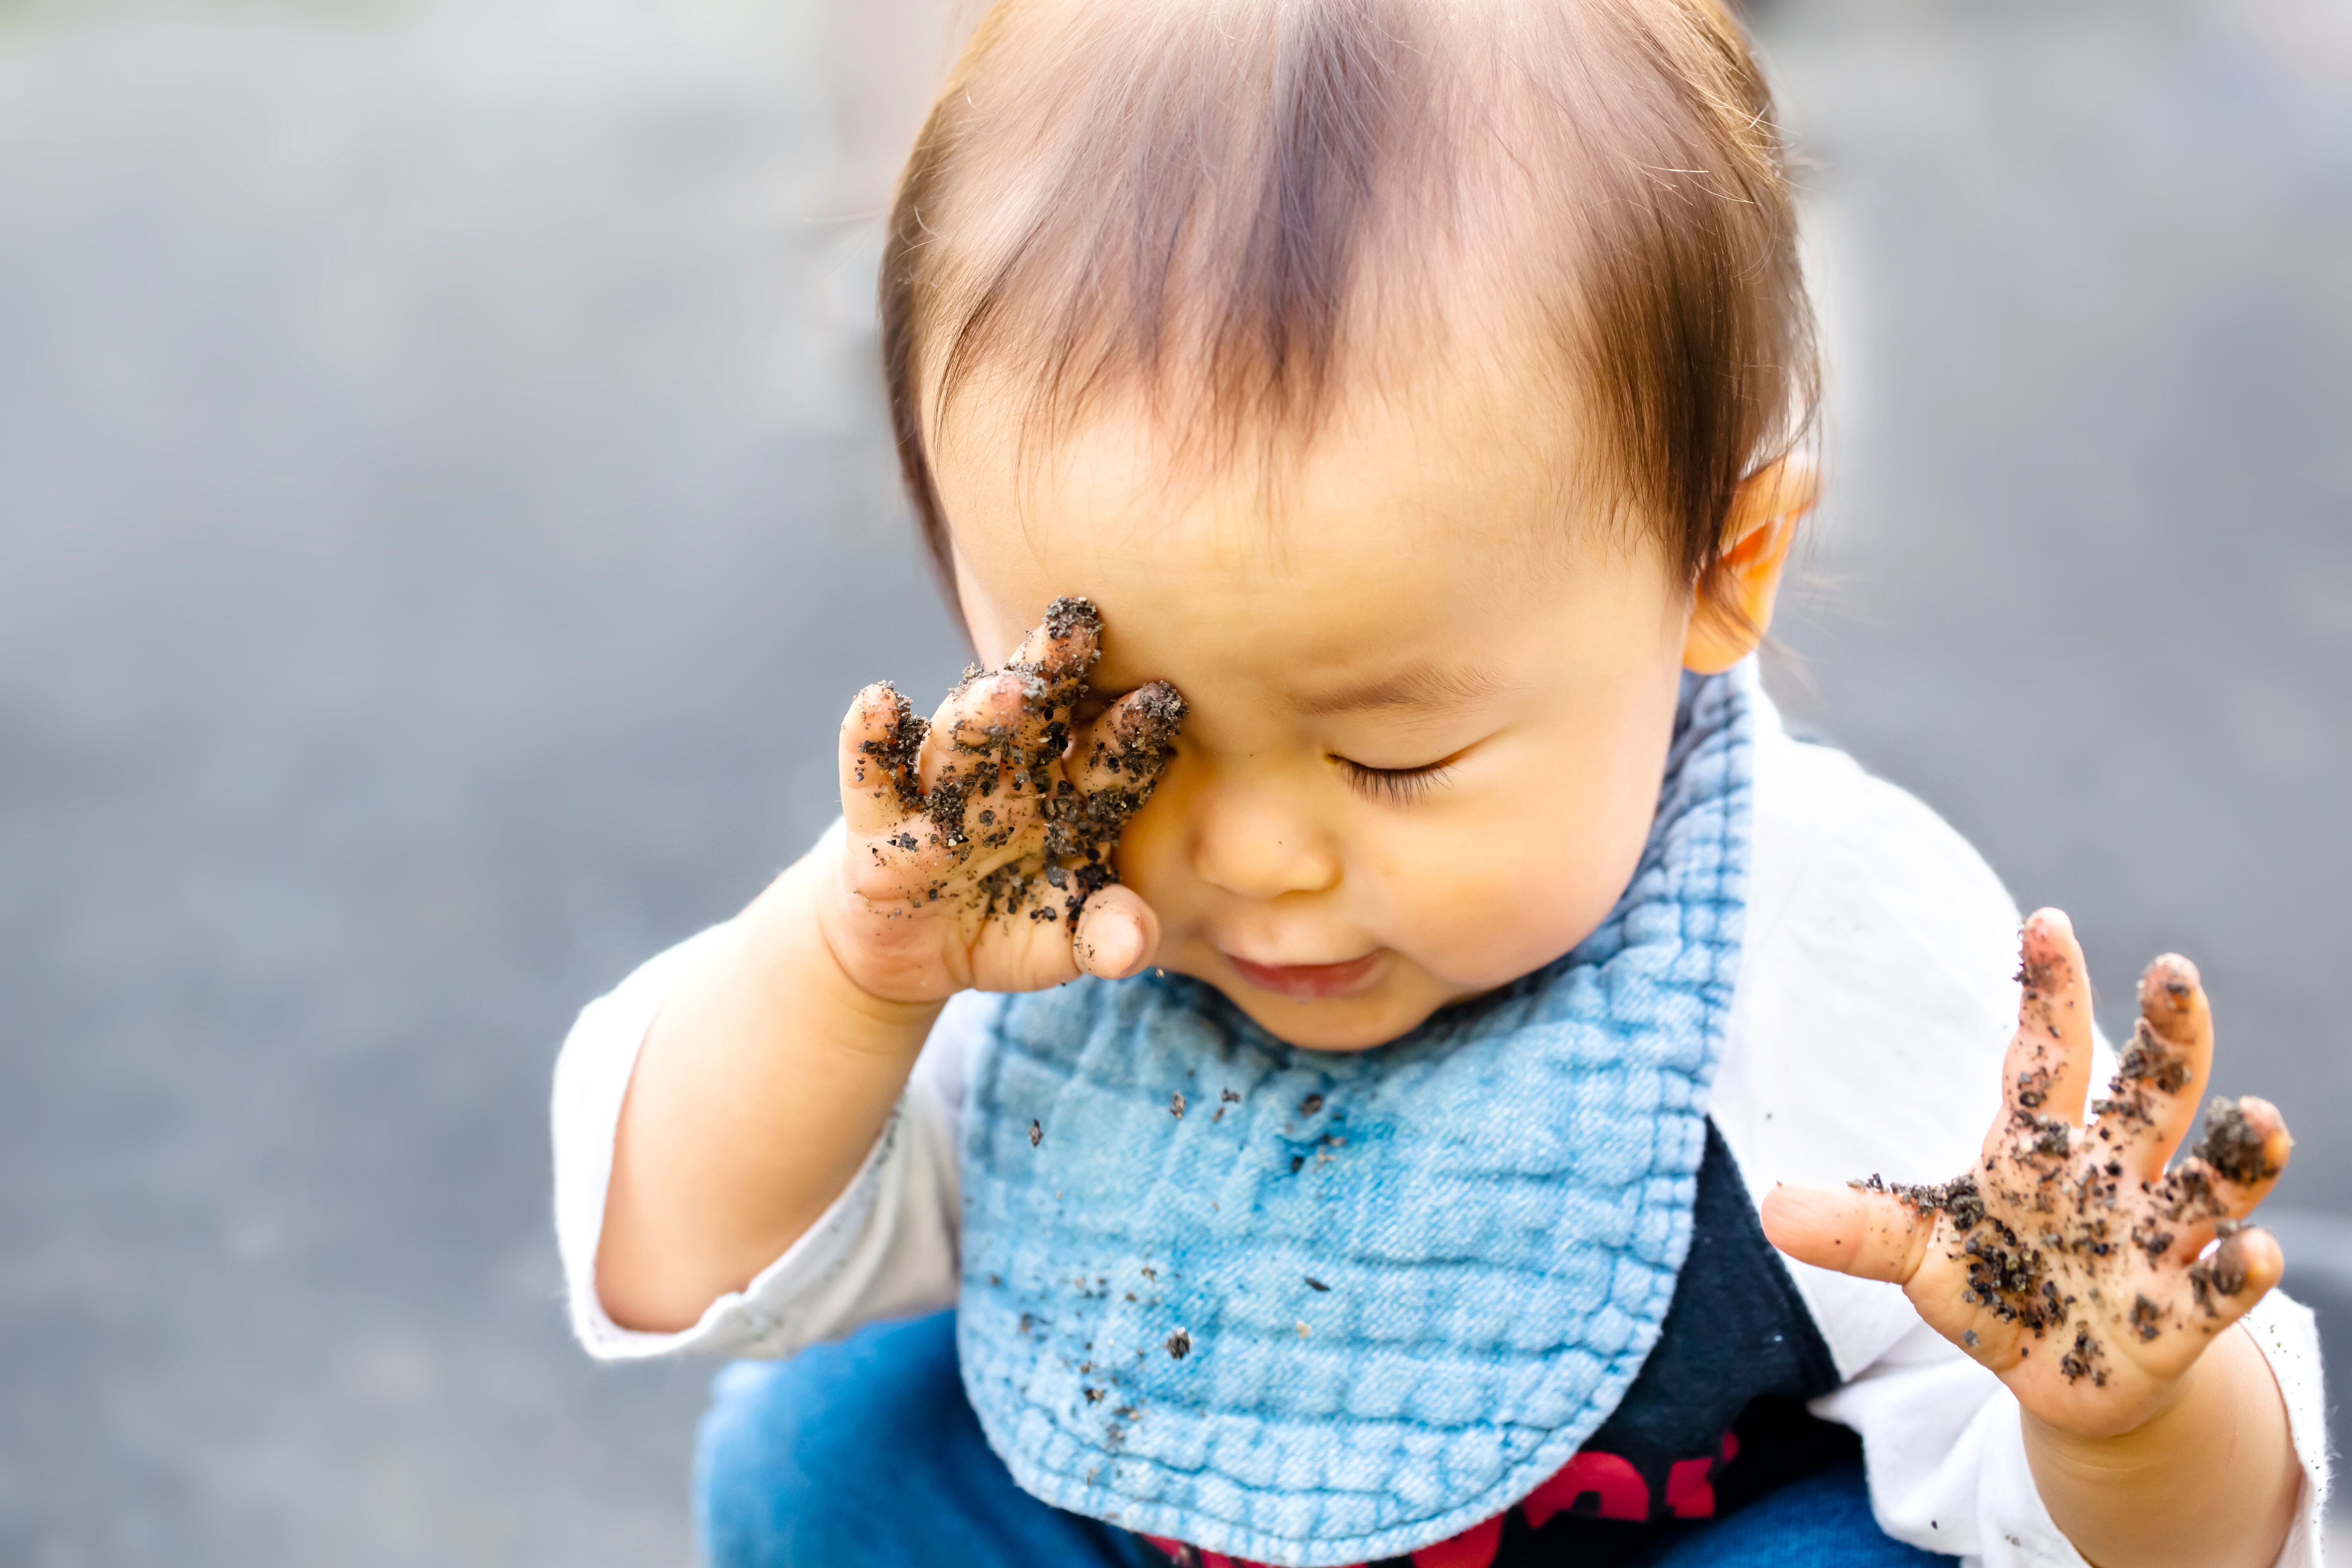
[1,0,2345,1562]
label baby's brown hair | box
[882,0,1815,608]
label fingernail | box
[2139,953,2201,1009]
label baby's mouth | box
[1221,949,1387,1001]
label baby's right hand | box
[817,597,1186,1004]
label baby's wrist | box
[2020,1326,2296,1568]
[2022,1324,2238,1460]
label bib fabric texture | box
[956,666,1758,1567]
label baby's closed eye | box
[1330,753,1459,806]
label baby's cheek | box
[1408,875,1599,992]
[1382,815,1643,991]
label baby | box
[552,2,2328,1565]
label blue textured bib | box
[957,667,1757,1566]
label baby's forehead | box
[934,345,1632,587]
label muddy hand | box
[822,595,1186,1004]
[1762,909,2292,1440]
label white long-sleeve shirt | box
[550,714,2330,1566]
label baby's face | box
[935,374,1693,1051]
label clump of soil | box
[1888,1174,1988,1231]
[2186,1223,2257,1312]
[1040,595,1102,644]
[2089,1017,2194,1130]
[2193,1098,2281,1187]
[1165,1329,1191,1360]
[2059,1324,2107,1386]
[1957,1219,2067,1334]
[2120,1022,2196,1095]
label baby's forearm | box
[2025,1324,2299,1568]
[596,850,942,1333]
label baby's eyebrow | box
[1290,663,1508,716]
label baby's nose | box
[1189,781,1341,900]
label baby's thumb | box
[1761,1183,1932,1285]
[1072,885,1160,980]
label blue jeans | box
[694,1311,1954,1568]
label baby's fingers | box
[2194,1096,2294,1204]
[2091,954,2214,1180]
[1074,682,1188,807]
[1762,1183,1935,1285]
[935,597,1104,798]
[997,596,1102,780]
[2179,1223,2286,1341]
[960,876,1158,993]
[1999,910,2098,1149]
[2160,1096,2293,1248]
[1072,884,1160,980]
[922,668,1036,805]
[840,682,926,835]
[1005,595,1104,685]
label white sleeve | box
[549,925,984,1361]
[1815,1294,2329,1567]
[1712,706,2332,1564]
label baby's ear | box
[1684,454,1819,675]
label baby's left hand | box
[1764,908,2293,1440]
